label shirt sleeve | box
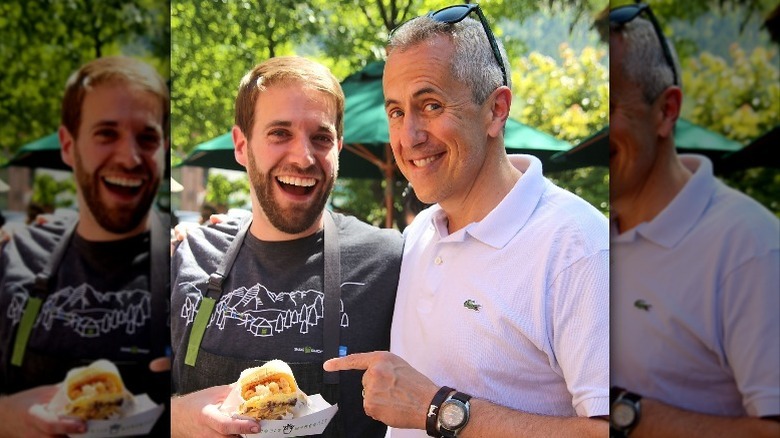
[721,249,780,417]
[549,249,610,417]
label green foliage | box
[682,45,779,145]
[512,43,609,215]
[204,172,249,211]
[513,43,609,144]
[0,0,169,164]
[30,174,76,209]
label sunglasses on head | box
[609,3,678,86]
[427,3,508,87]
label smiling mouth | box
[276,175,317,196]
[102,175,145,196]
[411,153,444,168]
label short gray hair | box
[388,15,511,104]
[612,17,681,103]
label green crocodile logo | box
[463,299,482,312]
[634,299,652,311]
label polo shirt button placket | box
[434,256,443,265]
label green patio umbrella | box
[4,132,69,170]
[717,125,779,174]
[549,119,743,169]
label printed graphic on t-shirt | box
[178,281,363,336]
[7,285,151,338]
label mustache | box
[272,164,324,179]
[97,164,153,177]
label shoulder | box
[171,216,247,271]
[703,181,779,254]
[535,180,609,250]
[331,212,403,255]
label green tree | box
[30,174,76,210]
[0,0,169,164]
[203,172,249,212]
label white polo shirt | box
[389,155,610,437]
[611,155,780,417]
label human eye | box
[387,108,404,119]
[268,129,291,142]
[94,128,119,143]
[137,133,161,150]
[312,133,335,146]
[423,102,442,112]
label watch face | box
[440,401,466,428]
[611,402,636,428]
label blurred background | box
[0,0,170,230]
[2,0,777,233]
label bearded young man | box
[0,56,171,437]
[169,56,403,438]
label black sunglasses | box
[427,4,508,87]
[609,3,678,86]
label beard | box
[74,148,160,234]
[247,146,335,235]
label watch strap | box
[610,387,642,437]
[439,391,472,438]
[426,386,454,437]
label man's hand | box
[149,357,171,372]
[173,214,229,242]
[0,385,86,437]
[171,385,260,438]
[324,351,439,430]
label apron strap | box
[185,216,252,367]
[322,211,341,385]
[149,210,170,358]
[10,220,77,367]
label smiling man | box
[0,56,171,436]
[324,5,609,438]
[169,56,403,438]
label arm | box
[631,398,780,438]
[324,352,608,437]
[0,385,86,437]
[171,385,260,438]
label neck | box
[249,201,324,242]
[440,150,521,234]
[612,146,692,233]
[76,211,151,242]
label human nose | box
[287,136,316,167]
[397,112,427,150]
[113,135,143,168]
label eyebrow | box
[263,120,336,133]
[385,87,439,109]
[89,120,162,133]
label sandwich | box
[62,360,133,420]
[237,360,306,420]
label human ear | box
[59,125,76,169]
[233,125,249,168]
[487,86,512,138]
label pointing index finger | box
[323,351,381,372]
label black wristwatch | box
[610,386,641,437]
[438,391,472,437]
[426,386,454,437]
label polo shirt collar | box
[429,154,546,249]
[630,154,717,248]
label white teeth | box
[103,176,143,188]
[277,176,316,187]
[413,156,437,167]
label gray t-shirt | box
[171,212,403,437]
[0,215,162,394]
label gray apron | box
[7,212,171,436]
[178,212,345,437]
